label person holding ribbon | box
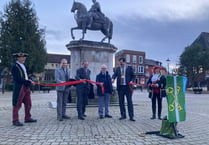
[75,61,91,120]
[147,66,166,120]
[55,58,71,121]
[96,64,113,119]
[11,52,37,126]
[112,58,136,121]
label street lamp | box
[166,58,170,75]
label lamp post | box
[166,58,170,75]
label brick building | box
[115,50,146,84]
[43,53,71,82]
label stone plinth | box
[66,40,117,81]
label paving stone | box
[0,90,209,144]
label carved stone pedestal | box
[66,40,117,81]
[66,40,118,104]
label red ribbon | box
[128,82,145,86]
[128,82,145,93]
[33,79,104,93]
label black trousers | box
[151,93,162,117]
[76,86,89,117]
[117,85,134,119]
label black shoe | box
[24,118,37,123]
[105,115,112,118]
[130,118,136,121]
[62,115,70,119]
[78,117,85,120]
[58,118,63,121]
[158,117,162,120]
[83,114,87,117]
[99,115,104,119]
[150,116,156,120]
[13,121,23,126]
[119,117,126,120]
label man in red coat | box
[11,53,37,126]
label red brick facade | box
[115,50,146,84]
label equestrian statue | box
[71,0,113,43]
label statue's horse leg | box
[100,24,108,42]
[71,26,86,40]
[100,18,113,43]
[80,21,88,40]
[101,35,108,42]
[71,27,80,40]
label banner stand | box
[143,116,184,139]
[139,76,187,139]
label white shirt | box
[16,61,28,80]
[121,65,126,85]
[151,74,160,82]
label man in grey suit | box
[112,57,136,121]
[55,59,71,121]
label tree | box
[179,44,209,86]
[0,0,47,74]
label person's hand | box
[111,79,115,83]
[29,79,34,84]
[83,79,87,84]
[24,80,31,87]
[151,84,158,87]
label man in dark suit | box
[55,58,71,121]
[75,61,91,120]
[112,58,136,121]
[11,53,37,126]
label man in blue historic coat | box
[11,53,37,126]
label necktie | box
[64,69,68,81]
[121,67,125,85]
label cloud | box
[111,13,209,65]
[103,0,209,22]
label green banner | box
[166,76,187,123]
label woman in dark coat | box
[147,66,166,120]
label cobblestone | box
[0,90,209,144]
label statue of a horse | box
[71,1,113,43]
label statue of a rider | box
[88,0,105,27]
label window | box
[133,65,137,73]
[139,56,143,64]
[133,55,137,63]
[138,65,144,73]
[126,54,130,63]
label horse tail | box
[109,20,113,40]
[106,18,113,40]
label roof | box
[115,49,145,56]
[47,53,71,63]
[192,32,209,49]
[145,59,162,66]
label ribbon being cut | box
[33,79,104,94]
[33,80,144,94]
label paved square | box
[0,90,209,145]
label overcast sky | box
[1,0,209,69]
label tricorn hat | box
[153,66,161,70]
[12,52,28,57]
